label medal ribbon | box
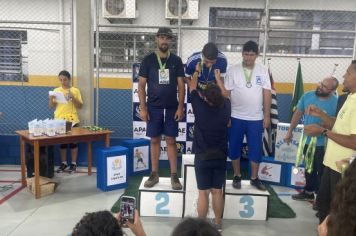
[243,65,254,86]
[156,51,170,71]
[295,132,317,174]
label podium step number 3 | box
[224,180,270,220]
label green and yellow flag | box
[289,61,304,121]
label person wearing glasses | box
[284,76,338,204]
[185,42,227,91]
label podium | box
[224,180,269,220]
[138,177,184,217]
[139,154,270,220]
[120,138,150,176]
[97,146,129,192]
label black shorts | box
[194,158,226,190]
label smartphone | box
[119,196,136,225]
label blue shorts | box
[194,158,226,190]
[146,107,178,137]
[228,118,263,163]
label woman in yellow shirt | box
[49,70,83,173]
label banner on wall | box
[132,63,194,160]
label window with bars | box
[0,30,28,81]
[95,32,178,72]
[209,8,356,56]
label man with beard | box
[303,60,356,223]
[284,76,338,203]
[138,27,185,190]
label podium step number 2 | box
[139,177,184,217]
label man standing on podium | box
[218,40,271,191]
[138,27,185,190]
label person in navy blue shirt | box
[138,27,185,190]
[187,65,231,232]
[185,42,227,91]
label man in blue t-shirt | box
[185,42,227,90]
[285,76,339,202]
[138,27,185,190]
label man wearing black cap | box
[185,42,227,91]
[138,27,185,190]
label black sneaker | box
[250,177,267,191]
[56,163,68,173]
[291,191,314,201]
[68,163,77,173]
[232,175,242,189]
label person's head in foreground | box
[203,84,225,108]
[171,218,221,236]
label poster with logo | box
[133,121,147,139]
[107,155,126,186]
[274,123,303,163]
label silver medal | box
[246,82,252,88]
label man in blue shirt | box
[285,76,338,202]
[138,27,185,190]
[185,42,227,90]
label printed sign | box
[133,146,149,172]
[107,155,126,186]
[274,123,303,163]
[258,162,282,183]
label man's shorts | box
[228,117,263,163]
[146,107,178,137]
[194,157,226,190]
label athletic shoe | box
[232,175,241,189]
[209,219,223,233]
[56,163,68,173]
[291,191,314,201]
[250,177,267,191]
[68,163,77,173]
[171,173,182,190]
[144,172,159,188]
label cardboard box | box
[274,123,304,163]
[26,176,57,197]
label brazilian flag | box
[289,61,304,121]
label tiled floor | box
[0,165,318,236]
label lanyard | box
[156,51,170,71]
[199,60,213,83]
[243,65,254,87]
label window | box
[269,10,356,55]
[95,32,178,72]
[0,30,28,81]
[209,8,264,53]
[209,8,356,56]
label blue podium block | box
[257,156,287,186]
[97,146,129,192]
[120,138,151,176]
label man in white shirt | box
[217,40,271,191]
